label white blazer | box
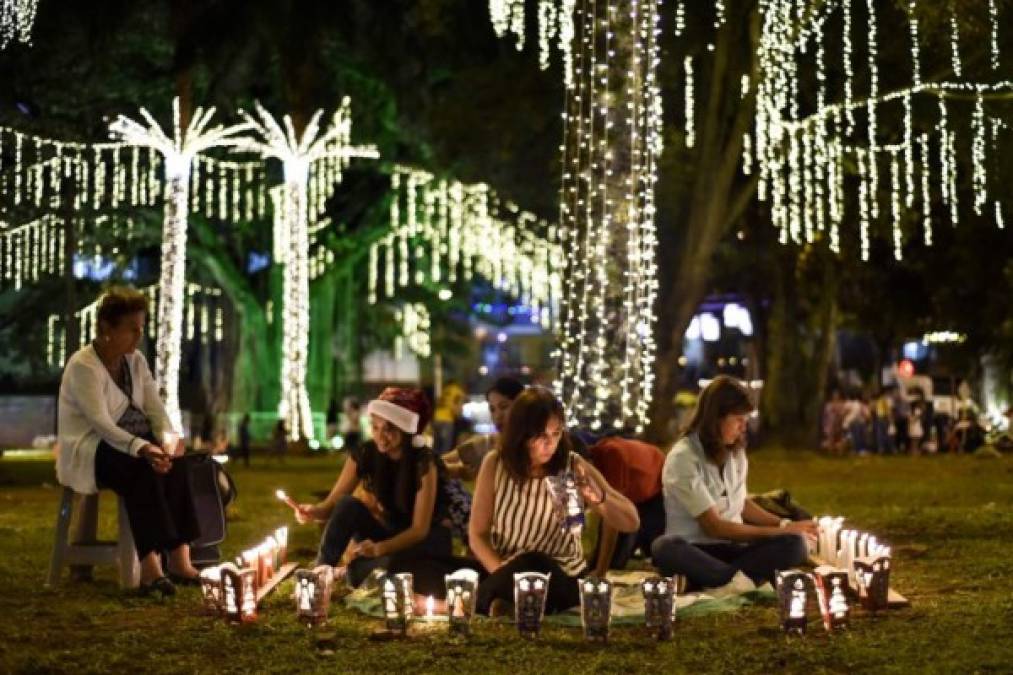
[57,344,177,494]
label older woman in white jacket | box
[58,287,199,596]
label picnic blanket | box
[343,569,774,626]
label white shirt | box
[56,345,176,494]
[661,432,748,544]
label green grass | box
[1,449,1011,674]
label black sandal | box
[139,576,176,597]
[167,572,200,587]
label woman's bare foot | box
[167,544,200,579]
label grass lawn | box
[1,448,1011,674]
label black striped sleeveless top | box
[490,453,585,577]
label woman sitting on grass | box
[57,287,199,597]
[651,375,817,591]
[442,376,525,480]
[469,387,639,615]
[296,388,453,595]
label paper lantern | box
[854,555,891,612]
[444,568,479,636]
[294,565,334,625]
[813,566,850,632]
[776,570,813,635]
[578,577,613,643]
[382,572,414,635]
[514,572,550,638]
[199,565,224,615]
[274,527,289,566]
[544,472,585,533]
[221,563,257,624]
[641,576,676,641]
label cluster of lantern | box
[198,527,289,624]
[777,517,894,634]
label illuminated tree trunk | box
[555,0,661,435]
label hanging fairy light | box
[109,97,250,429]
[0,0,38,48]
[751,0,1010,261]
[237,99,377,441]
[368,164,561,335]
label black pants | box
[651,534,807,591]
[475,552,583,615]
[590,492,666,570]
[94,441,200,560]
[648,531,806,587]
[316,495,453,595]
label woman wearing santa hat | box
[296,387,453,592]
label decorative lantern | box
[544,471,585,533]
[578,577,613,643]
[444,568,479,636]
[239,548,260,587]
[259,540,276,584]
[641,576,676,641]
[382,572,414,635]
[514,572,550,639]
[775,570,812,635]
[813,566,850,632]
[199,565,224,615]
[274,526,289,566]
[294,565,334,625]
[853,555,891,612]
[221,563,258,624]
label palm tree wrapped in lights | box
[109,98,251,428]
[237,99,378,441]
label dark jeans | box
[475,552,584,615]
[590,492,666,570]
[651,534,807,591]
[94,441,200,560]
[316,495,453,593]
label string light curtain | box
[109,98,251,428]
[0,0,37,48]
[489,0,662,433]
[238,99,378,441]
[749,0,1011,261]
[367,164,563,333]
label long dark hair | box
[684,376,755,461]
[499,386,573,482]
[356,434,436,521]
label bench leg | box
[117,498,140,589]
[46,488,74,587]
[70,493,100,581]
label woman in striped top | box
[469,387,639,614]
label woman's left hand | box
[351,539,381,559]
[574,460,605,506]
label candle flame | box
[275,489,287,501]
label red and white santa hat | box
[366,387,433,447]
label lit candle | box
[275,526,289,565]
[425,595,435,619]
[275,489,300,510]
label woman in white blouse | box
[651,376,817,590]
[57,287,199,596]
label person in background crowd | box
[842,390,871,454]
[56,287,199,597]
[432,382,472,455]
[469,387,639,615]
[443,377,525,480]
[651,376,816,592]
[587,436,666,578]
[872,387,895,454]
[341,396,363,454]
[237,413,251,468]
[821,389,846,454]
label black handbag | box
[183,453,236,567]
